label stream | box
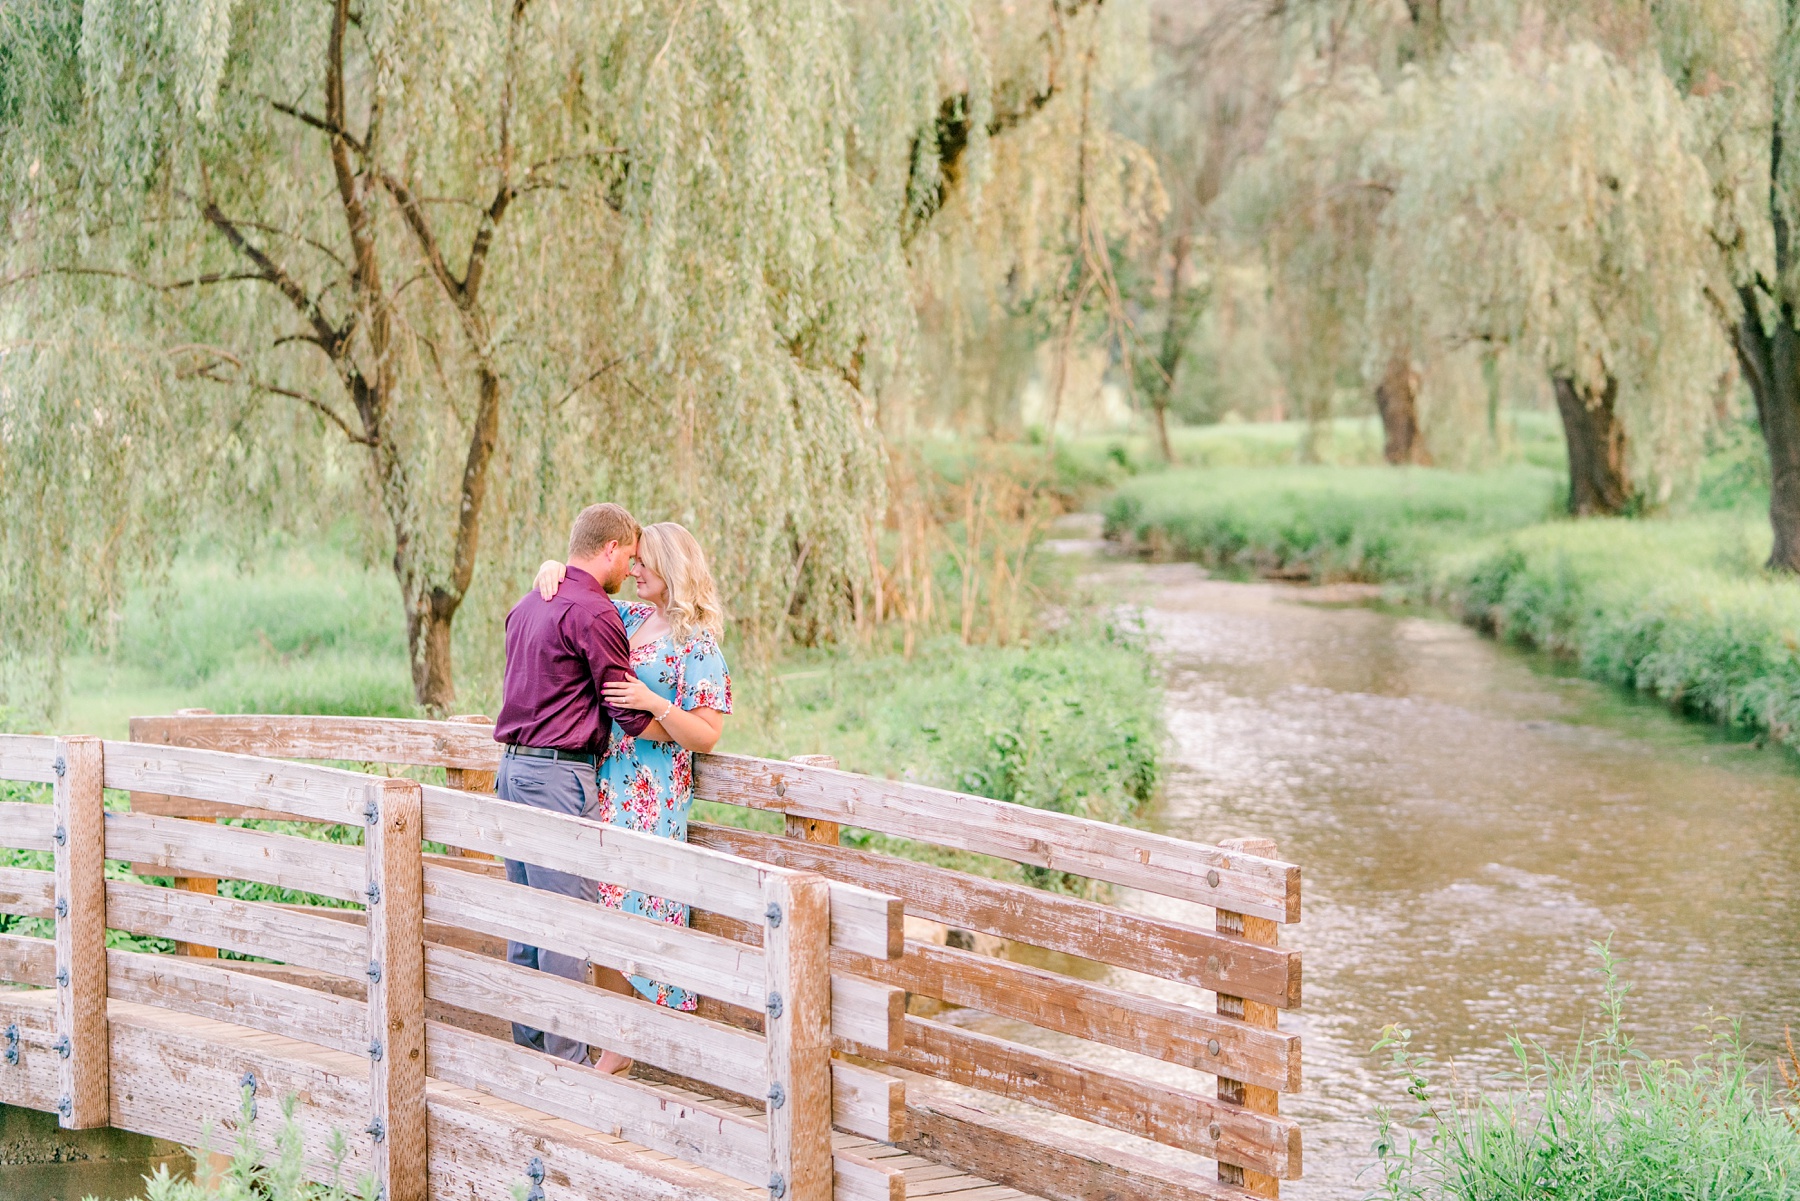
[948,561,1800,1199]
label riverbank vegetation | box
[1370,949,1800,1201]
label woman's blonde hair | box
[636,522,725,644]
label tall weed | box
[1370,945,1800,1201]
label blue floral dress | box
[596,600,733,1011]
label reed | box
[1369,945,1800,1201]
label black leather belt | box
[503,744,599,767]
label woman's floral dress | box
[596,600,732,1010]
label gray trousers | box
[496,754,599,1063]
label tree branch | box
[173,344,374,445]
[267,98,367,157]
[196,199,345,356]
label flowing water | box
[946,561,1800,1199]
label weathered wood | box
[901,1091,1260,1201]
[785,755,842,846]
[0,931,54,986]
[425,1020,770,1186]
[443,716,500,862]
[421,784,900,959]
[54,736,109,1129]
[125,791,318,823]
[128,713,503,771]
[107,811,368,905]
[0,866,54,918]
[102,740,373,825]
[0,801,55,850]
[829,1061,906,1143]
[106,949,364,1055]
[150,710,226,959]
[423,943,768,1097]
[1214,837,1283,1199]
[763,871,833,1201]
[883,1016,1298,1177]
[368,777,428,1201]
[692,822,1300,1008]
[841,939,1300,1093]
[104,880,366,978]
[422,864,763,1009]
[0,733,60,784]
[695,755,1301,923]
[833,1146,907,1201]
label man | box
[491,502,650,1064]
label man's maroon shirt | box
[493,566,652,756]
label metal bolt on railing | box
[3,1024,18,1066]
[52,825,65,847]
[765,992,783,1020]
[52,757,66,778]
[765,902,782,927]
[767,1082,786,1110]
[366,960,382,983]
[365,1117,386,1143]
[56,1095,71,1119]
[364,881,382,906]
[768,1172,787,1199]
[241,1071,258,1121]
[53,1035,70,1059]
[368,1040,383,1062]
[525,1156,546,1200]
[363,798,380,826]
[55,968,69,988]
[54,897,68,918]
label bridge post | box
[366,777,427,1201]
[52,736,109,1129]
[1215,837,1282,1199]
[784,756,840,846]
[763,871,832,1201]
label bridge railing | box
[0,729,907,1201]
[119,712,1304,1201]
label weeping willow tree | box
[1366,42,1728,512]
[0,0,1049,718]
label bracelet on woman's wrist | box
[657,700,675,723]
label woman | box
[533,522,731,1022]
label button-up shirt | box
[493,566,652,756]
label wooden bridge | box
[0,713,1303,1201]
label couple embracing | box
[490,502,731,1075]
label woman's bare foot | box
[595,1049,633,1076]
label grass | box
[1098,416,1800,751]
[1369,945,1800,1200]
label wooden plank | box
[54,736,109,1129]
[426,1078,762,1201]
[0,733,60,784]
[830,1060,905,1143]
[100,998,377,1180]
[444,715,501,863]
[692,823,1299,1008]
[129,713,504,771]
[106,948,365,1054]
[694,756,1301,923]
[785,755,842,847]
[841,939,1300,1094]
[1214,837,1284,1199]
[834,1145,907,1201]
[902,1091,1261,1201]
[421,785,899,959]
[0,931,54,986]
[425,1020,770,1186]
[0,992,59,1113]
[884,1016,1298,1177]
[0,801,54,851]
[368,777,428,1201]
[763,872,832,1201]
[102,740,373,826]
[422,863,764,1009]
[0,866,54,918]
[423,943,768,1098]
[125,791,320,823]
[104,880,366,979]
[107,811,368,905]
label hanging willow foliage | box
[0,0,1118,719]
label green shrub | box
[136,1090,372,1201]
[1370,946,1800,1201]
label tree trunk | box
[1731,285,1800,570]
[1373,354,1426,465]
[1552,373,1632,516]
[406,594,459,714]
